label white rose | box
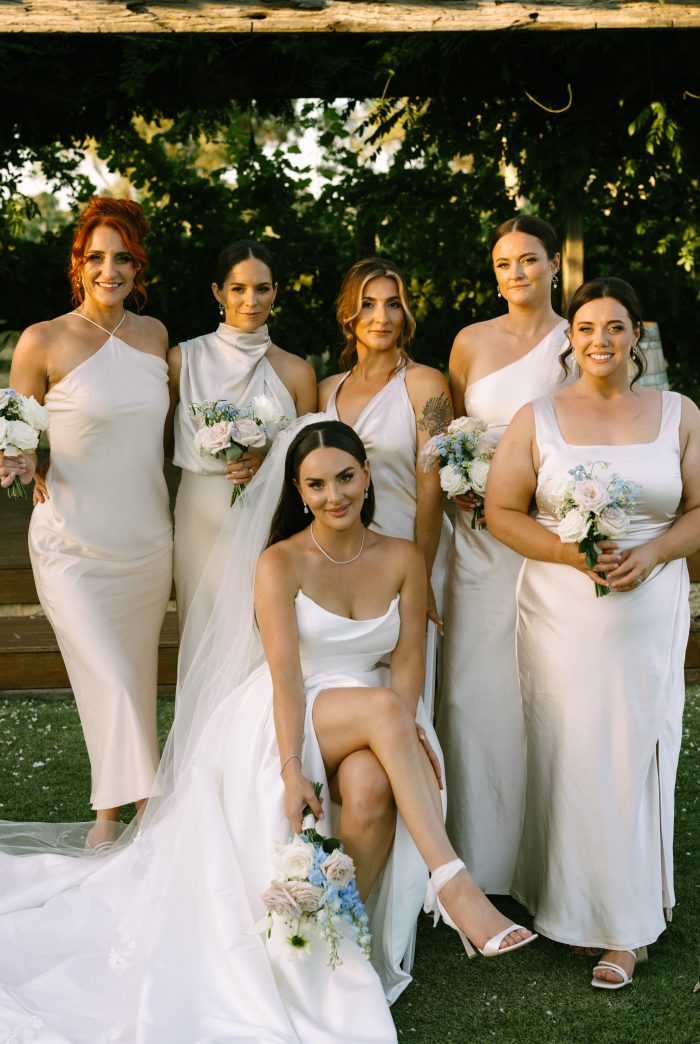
[439,463,469,498]
[321,848,356,888]
[596,506,630,540]
[1,419,39,455]
[468,458,490,496]
[571,478,611,514]
[231,417,266,449]
[548,474,575,509]
[18,394,50,431]
[252,395,282,425]
[447,416,484,436]
[557,508,591,544]
[285,880,324,912]
[272,836,316,881]
[195,421,234,456]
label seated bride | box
[0,418,535,1044]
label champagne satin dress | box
[28,319,172,810]
[437,322,569,893]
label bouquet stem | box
[579,536,610,598]
[7,475,27,500]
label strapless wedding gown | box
[0,591,442,1042]
[436,321,568,893]
[28,332,172,810]
[173,324,295,633]
[325,369,452,719]
[512,392,688,947]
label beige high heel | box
[424,858,538,958]
[591,946,648,990]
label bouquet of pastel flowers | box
[420,416,499,528]
[0,388,50,499]
[260,783,371,968]
[189,394,290,504]
[551,461,641,597]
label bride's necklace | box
[74,309,127,337]
[310,523,365,565]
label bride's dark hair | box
[267,420,375,546]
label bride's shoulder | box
[368,531,424,570]
[256,538,305,591]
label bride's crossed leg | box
[313,684,533,953]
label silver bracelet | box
[280,753,302,775]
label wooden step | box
[0,611,179,690]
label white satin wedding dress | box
[0,418,442,1043]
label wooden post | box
[562,204,584,313]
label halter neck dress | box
[28,313,172,809]
[172,324,295,634]
[513,392,688,947]
[436,320,569,893]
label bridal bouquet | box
[421,416,499,528]
[0,388,50,499]
[260,783,371,968]
[189,395,290,504]
[552,461,641,597]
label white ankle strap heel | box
[424,858,537,959]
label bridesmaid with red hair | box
[1,197,172,845]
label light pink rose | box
[596,506,630,539]
[321,848,356,888]
[285,881,324,912]
[195,420,234,455]
[571,478,611,514]
[261,881,302,919]
[231,417,266,449]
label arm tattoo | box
[417,393,451,436]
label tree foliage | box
[1,31,698,396]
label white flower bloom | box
[0,419,39,455]
[195,420,234,456]
[548,474,575,509]
[17,394,50,431]
[476,431,499,456]
[231,417,266,449]
[252,394,283,425]
[285,932,312,962]
[596,506,631,539]
[557,508,591,544]
[468,458,491,496]
[439,463,469,498]
[272,836,316,881]
[321,848,356,888]
[447,416,485,436]
[285,880,324,912]
[571,478,611,514]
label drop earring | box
[497,286,502,299]
[552,274,559,290]
[303,503,309,515]
[364,488,369,500]
[218,302,225,318]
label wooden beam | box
[2,2,700,34]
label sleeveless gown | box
[325,368,452,719]
[512,391,688,948]
[436,321,568,894]
[173,324,296,633]
[0,594,432,1042]
[28,330,172,810]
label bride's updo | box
[267,420,376,546]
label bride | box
[0,418,535,1044]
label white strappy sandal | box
[424,858,537,958]
[591,946,648,990]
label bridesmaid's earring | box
[303,502,309,514]
[218,302,225,318]
[496,286,502,299]
[364,488,369,500]
[552,274,559,290]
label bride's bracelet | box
[280,753,302,776]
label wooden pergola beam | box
[3,1,700,34]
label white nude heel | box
[423,858,538,958]
[591,946,648,990]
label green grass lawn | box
[0,688,698,1043]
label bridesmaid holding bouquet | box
[437,216,569,894]
[2,197,172,845]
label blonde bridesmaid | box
[437,216,569,894]
[168,240,316,635]
[0,198,172,846]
